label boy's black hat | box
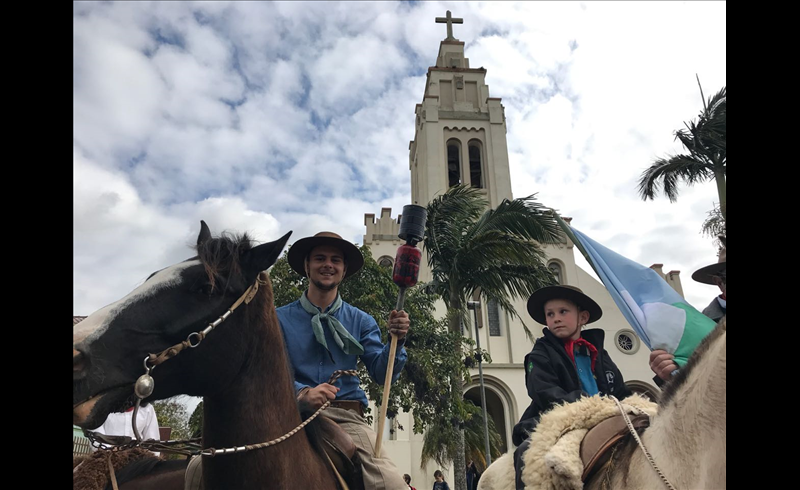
[526,285,603,325]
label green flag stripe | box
[670,302,717,367]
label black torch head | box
[398,204,427,245]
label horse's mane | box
[195,231,254,291]
[195,232,331,466]
[658,316,727,408]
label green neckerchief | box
[299,292,364,356]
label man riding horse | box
[279,231,411,490]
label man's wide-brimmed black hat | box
[691,236,726,285]
[287,231,364,279]
[526,285,603,325]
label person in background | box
[91,402,161,457]
[649,237,726,384]
[432,469,450,490]
[466,459,480,490]
[403,473,417,490]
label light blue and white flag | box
[554,215,716,367]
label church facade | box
[362,13,675,485]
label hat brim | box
[287,236,364,279]
[691,261,726,285]
[526,285,603,325]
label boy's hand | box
[649,349,678,381]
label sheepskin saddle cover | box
[73,447,156,490]
[520,394,658,490]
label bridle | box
[83,271,357,458]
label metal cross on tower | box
[435,10,463,41]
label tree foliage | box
[422,400,503,471]
[638,76,726,235]
[423,185,563,339]
[188,401,203,438]
[153,399,191,443]
[701,204,725,246]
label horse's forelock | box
[196,231,254,292]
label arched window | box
[447,141,461,187]
[468,141,483,189]
[378,256,394,269]
[548,261,563,284]
[625,380,660,403]
[487,299,501,336]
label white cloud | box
[308,34,411,117]
[73,18,166,160]
[74,0,725,317]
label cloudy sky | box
[74,1,726,317]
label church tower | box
[410,11,513,208]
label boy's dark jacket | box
[512,327,631,446]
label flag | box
[554,214,716,367]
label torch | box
[374,204,427,457]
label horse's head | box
[73,221,291,429]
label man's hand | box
[298,383,339,409]
[388,309,410,340]
[649,349,678,381]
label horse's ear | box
[242,231,293,281]
[198,221,212,247]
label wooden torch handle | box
[374,332,399,457]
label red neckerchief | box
[563,337,598,371]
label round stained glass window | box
[614,329,640,354]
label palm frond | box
[424,184,559,337]
[421,400,503,470]
[638,79,725,213]
[461,401,504,470]
[637,155,713,202]
[472,195,563,245]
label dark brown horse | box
[73,222,339,490]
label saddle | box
[579,413,650,482]
[516,394,657,490]
[317,414,365,490]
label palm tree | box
[421,400,503,471]
[424,185,563,335]
[638,76,726,226]
[421,184,563,490]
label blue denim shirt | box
[276,296,408,408]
